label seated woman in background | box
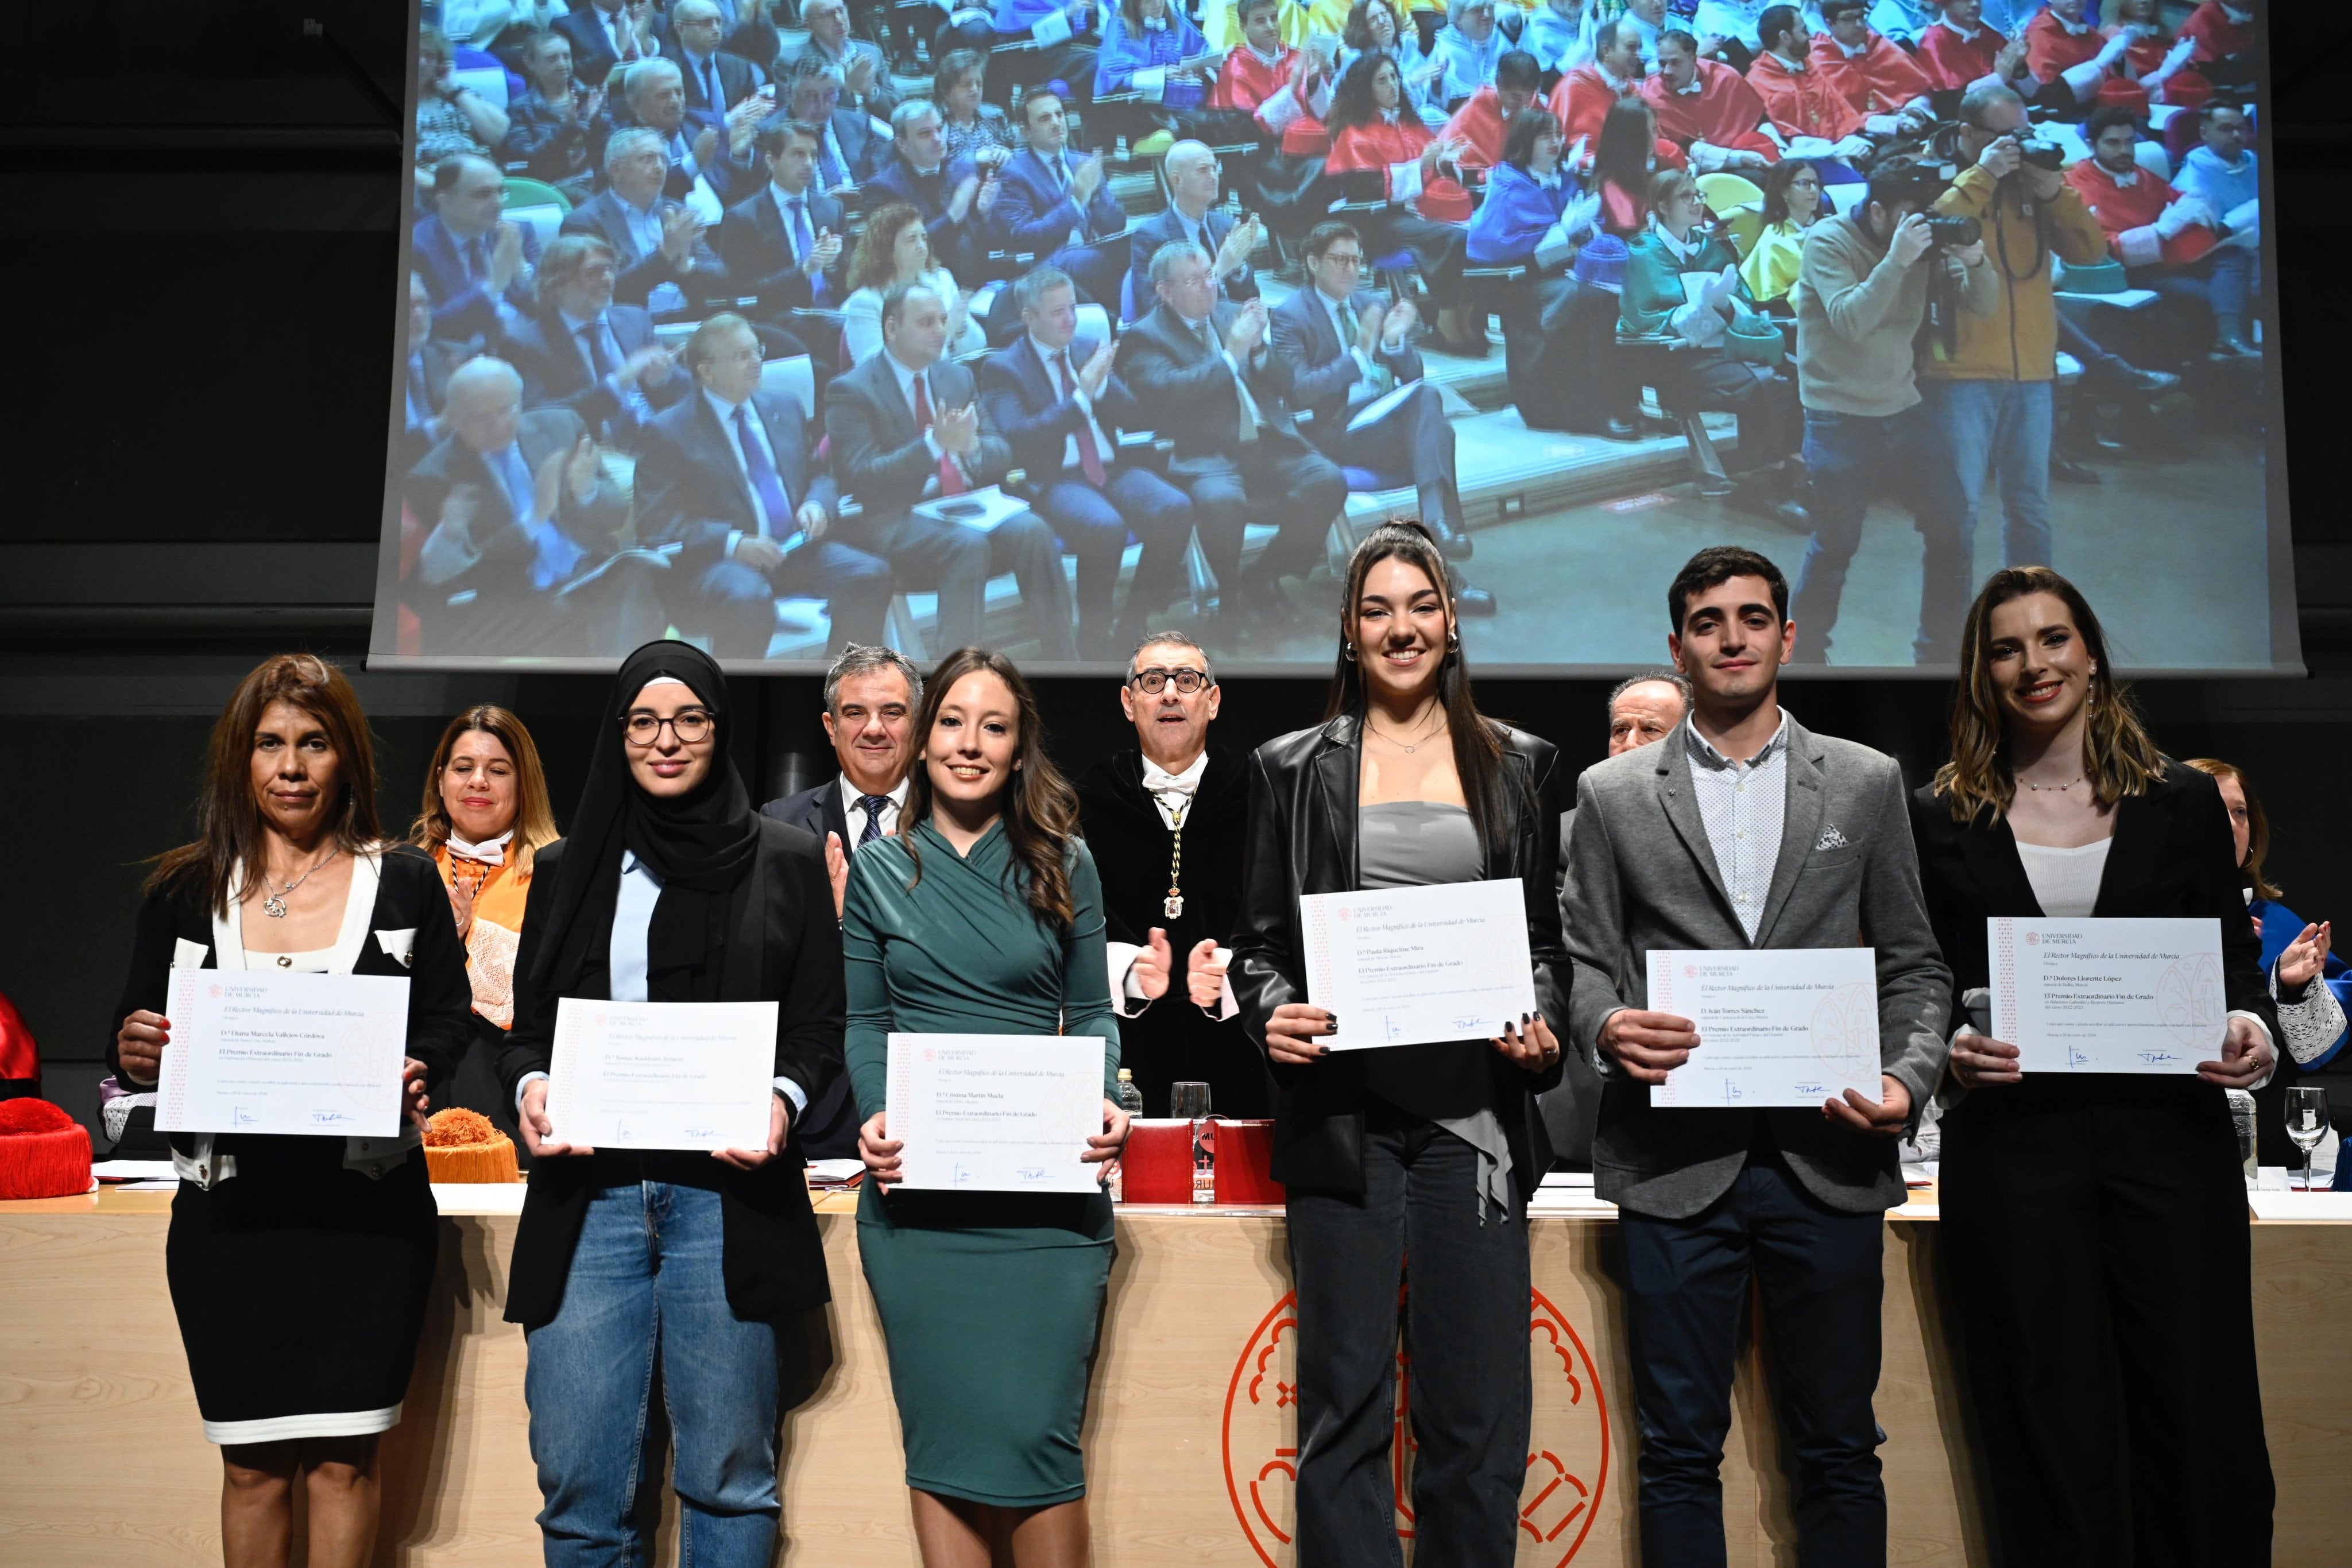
[1591,96,1665,237]
[1096,0,1219,112]
[841,203,987,366]
[2186,757,2351,1172]
[409,704,562,1159]
[1469,107,1624,433]
[934,50,1018,164]
[1620,165,1804,516]
[1340,0,1450,126]
[1322,52,1484,355]
[1739,157,1823,308]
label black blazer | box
[977,332,1146,483]
[496,824,848,1329]
[1268,285,1423,462]
[823,351,1011,525]
[1229,716,1570,1201]
[498,303,689,440]
[664,43,768,114]
[107,847,474,1170]
[1908,758,2280,1119]
[761,780,850,849]
[560,189,726,308]
[630,388,839,575]
[1116,301,1315,473]
[719,184,848,318]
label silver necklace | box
[1365,711,1446,755]
[2021,775,2086,793]
[261,846,341,918]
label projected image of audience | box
[382,3,2281,673]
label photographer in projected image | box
[1917,80,2108,642]
[1786,156,1996,666]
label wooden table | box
[2,1184,2346,1566]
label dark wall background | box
[5,3,2350,1135]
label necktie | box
[910,373,970,495]
[577,320,613,378]
[496,444,537,524]
[466,234,488,283]
[856,794,893,845]
[734,405,796,539]
[818,134,846,189]
[406,354,430,429]
[1057,350,1106,485]
[1204,319,1260,443]
[1334,295,1359,350]
[705,57,724,111]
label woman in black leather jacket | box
[1229,520,1570,1567]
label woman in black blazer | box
[108,653,471,1568]
[496,640,845,1568]
[1230,521,1568,1567]
[1908,568,2281,1568]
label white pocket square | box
[1816,826,1851,851]
[374,928,417,967]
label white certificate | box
[546,998,778,1151]
[1990,916,2225,1073]
[887,1033,1106,1194]
[1646,948,1883,1109]
[1300,878,1538,1051]
[157,968,409,1136]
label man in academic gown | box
[1075,632,1272,1120]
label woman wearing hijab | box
[498,640,846,1568]
[408,704,562,1155]
[849,648,1131,1568]
[108,653,470,1568]
[1229,521,1569,1565]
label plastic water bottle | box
[1111,1068,1144,1202]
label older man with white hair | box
[618,54,764,206]
[560,126,723,312]
[663,0,770,115]
[403,357,660,654]
[866,99,1003,280]
[1125,140,1264,312]
[780,0,904,120]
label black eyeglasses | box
[1129,667,1210,694]
[622,710,714,746]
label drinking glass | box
[2286,1086,2331,1193]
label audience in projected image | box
[396,5,2270,664]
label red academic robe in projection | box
[2023,9,2105,85]
[1641,58,1780,160]
[2065,157,2221,269]
[1746,50,1867,142]
[1914,18,2008,91]
[1809,28,1930,114]
[1211,42,1331,155]
[1442,83,1512,168]
[1548,63,1686,171]
[1326,113,1475,220]
[2179,1,2253,65]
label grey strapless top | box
[1359,800,1484,891]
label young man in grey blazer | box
[1558,545,1951,1567]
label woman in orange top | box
[1323,51,1484,353]
[409,704,560,1157]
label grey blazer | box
[1560,712,1951,1219]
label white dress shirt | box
[1029,333,1116,474]
[883,349,967,486]
[703,387,794,555]
[1313,287,1404,400]
[1684,710,1790,943]
[836,774,910,841]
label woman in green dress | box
[849,647,1134,1568]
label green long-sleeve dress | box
[844,819,1122,1509]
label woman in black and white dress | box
[109,653,470,1568]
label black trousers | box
[1941,1081,2274,1568]
[1285,1102,1531,1568]
[1030,463,1196,659]
[1618,1146,1887,1568]
[1339,378,1462,531]
[1179,433,1345,611]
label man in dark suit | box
[400,272,481,474]
[404,357,662,656]
[866,100,1004,281]
[500,29,613,199]
[1271,219,1474,561]
[620,56,759,207]
[1116,241,1343,630]
[780,59,895,192]
[777,0,906,122]
[719,119,848,339]
[823,281,1079,659]
[561,126,725,312]
[994,89,1129,309]
[1125,140,1264,314]
[760,642,924,1156]
[497,234,690,450]
[553,0,665,88]
[980,266,1196,660]
[412,154,541,342]
[1560,546,1951,1564]
[665,0,771,115]
[633,314,895,658]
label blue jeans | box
[1788,404,1966,663]
[1922,375,2053,582]
[524,1183,782,1568]
[1618,1152,1888,1568]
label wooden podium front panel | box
[2,1193,2346,1566]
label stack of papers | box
[1527,1171,1616,1217]
[804,1158,865,1189]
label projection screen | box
[372,3,2293,676]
